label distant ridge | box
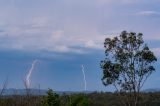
[2,88,160,95]
[1,88,47,95]
[143,88,160,93]
[0,88,93,96]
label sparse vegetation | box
[0,91,160,106]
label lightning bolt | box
[81,65,87,91]
[25,60,38,88]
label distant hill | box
[143,88,160,93]
[0,88,93,96]
[1,88,160,95]
[1,88,47,95]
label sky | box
[0,0,160,91]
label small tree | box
[41,89,60,106]
[0,77,8,97]
[100,31,157,106]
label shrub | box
[41,89,60,106]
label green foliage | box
[0,98,13,106]
[100,31,157,106]
[0,92,160,106]
[41,89,60,106]
[69,94,89,106]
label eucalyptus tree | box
[100,31,157,106]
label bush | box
[41,89,60,106]
[69,94,89,106]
